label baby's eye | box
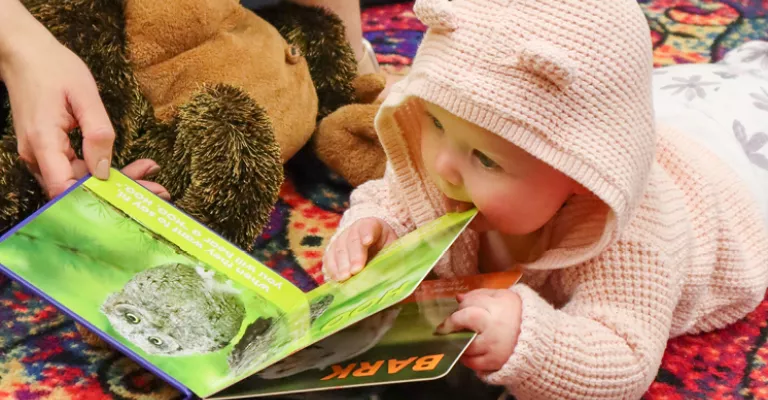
[431,116,443,130]
[473,150,499,169]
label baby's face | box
[419,102,583,235]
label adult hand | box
[0,6,115,199]
[120,159,170,201]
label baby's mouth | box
[442,196,493,232]
[442,196,474,213]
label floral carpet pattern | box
[1,1,767,399]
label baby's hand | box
[322,218,397,282]
[436,289,522,373]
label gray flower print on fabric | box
[734,120,768,170]
[713,71,738,79]
[741,45,768,70]
[660,75,718,101]
[752,87,768,112]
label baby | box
[323,0,768,399]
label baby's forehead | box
[420,100,535,158]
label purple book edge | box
[0,173,196,400]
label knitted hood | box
[374,0,656,271]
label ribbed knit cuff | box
[479,284,558,389]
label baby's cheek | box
[473,186,524,229]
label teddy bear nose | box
[413,0,457,31]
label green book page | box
[0,170,310,398]
[214,300,475,398]
[212,270,523,399]
[303,208,477,342]
[210,206,479,396]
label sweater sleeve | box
[480,240,682,400]
[330,164,416,243]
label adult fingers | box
[435,306,491,335]
[67,75,115,180]
[136,181,170,200]
[120,160,169,200]
[28,130,77,199]
[17,135,45,186]
[120,159,161,181]
[71,158,88,180]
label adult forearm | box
[0,0,50,72]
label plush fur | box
[0,0,364,253]
[314,73,388,187]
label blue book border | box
[0,173,196,400]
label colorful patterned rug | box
[1,1,767,399]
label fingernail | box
[351,263,362,275]
[159,191,171,201]
[435,322,450,335]
[362,235,373,245]
[146,165,161,179]
[95,159,110,180]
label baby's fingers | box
[356,218,384,248]
[346,237,366,278]
[435,306,491,335]
[322,247,338,282]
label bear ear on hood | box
[413,0,458,31]
[516,40,579,89]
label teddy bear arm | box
[170,84,284,251]
[128,118,190,201]
[313,103,387,187]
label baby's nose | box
[434,151,462,187]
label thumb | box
[357,218,385,247]
[67,78,115,180]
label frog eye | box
[125,312,140,324]
[286,44,302,64]
[148,337,163,347]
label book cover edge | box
[0,173,196,400]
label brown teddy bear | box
[0,0,385,250]
[0,0,383,347]
[313,74,388,187]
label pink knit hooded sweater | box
[330,0,768,398]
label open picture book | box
[0,169,521,399]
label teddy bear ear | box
[413,0,457,32]
[517,41,578,89]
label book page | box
[211,207,479,396]
[302,208,477,344]
[212,270,522,399]
[0,170,310,399]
